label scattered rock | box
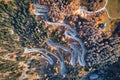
[99,69,104,74]
[89,74,99,80]
[97,77,104,80]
